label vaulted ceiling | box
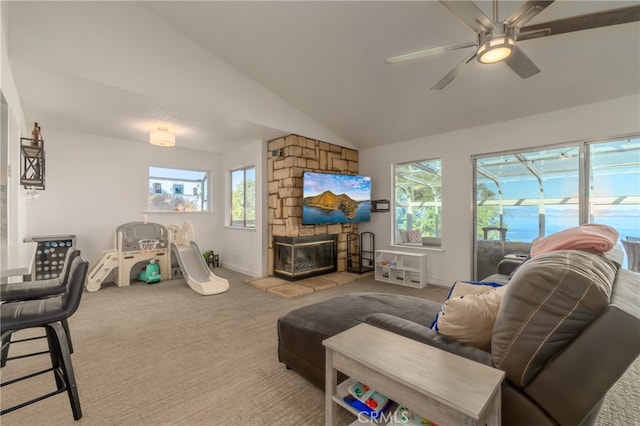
[6,1,639,152]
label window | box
[394,159,442,247]
[473,136,639,277]
[147,166,208,212]
[475,139,640,243]
[230,166,255,228]
[588,139,640,235]
[475,146,580,242]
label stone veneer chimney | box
[267,134,359,276]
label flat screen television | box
[302,172,371,225]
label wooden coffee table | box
[323,323,505,425]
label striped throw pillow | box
[406,230,422,243]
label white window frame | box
[147,166,209,213]
[230,166,256,228]
[393,158,443,248]
[472,134,639,277]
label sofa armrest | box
[497,258,525,275]
[363,313,493,366]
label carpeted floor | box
[0,269,637,425]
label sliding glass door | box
[587,139,640,238]
[473,136,639,279]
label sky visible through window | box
[148,166,208,212]
[476,139,639,243]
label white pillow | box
[430,280,504,330]
[434,286,508,351]
[448,280,502,299]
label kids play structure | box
[168,222,229,295]
[85,221,229,296]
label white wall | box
[220,139,268,277]
[18,95,640,282]
[25,129,224,266]
[359,95,640,286]
[1,1,28,247]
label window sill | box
[225,225,256,231]
[145,211,212,214]
[392,243,444,252]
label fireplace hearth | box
[274,235,338,281]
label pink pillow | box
[406,230,422,243]
[530,224,619,258]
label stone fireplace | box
[267,134,359,277]
[273,235,338,281]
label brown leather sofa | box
[277,249,640,425]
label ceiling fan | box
[385,0,640,90]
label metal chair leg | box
[48,322,82,420]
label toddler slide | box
[171,240,229,295]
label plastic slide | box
[171,240,229,296]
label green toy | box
[138,259,161,284]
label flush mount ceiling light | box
[149,127,175,147]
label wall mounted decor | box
[20,137,45,189]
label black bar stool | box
[0,255,89,420]
[1,247,81,300]
[1,247,81,366]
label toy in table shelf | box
[343,381,393,418]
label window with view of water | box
[230,166,255,228]
[588,139,640,237]
[473,137,639,278]
[394,159,442,247]
[147,167,208,212]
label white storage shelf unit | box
[374,250,427,288]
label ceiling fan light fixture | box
[477,36,516,64]
[149,126,175,147]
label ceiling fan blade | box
[504,0,554,29]
[504,47,540,79]
[439,1,494,34]
[431,50,477,90]
[517,5,640,42]
[385,40,476,64]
